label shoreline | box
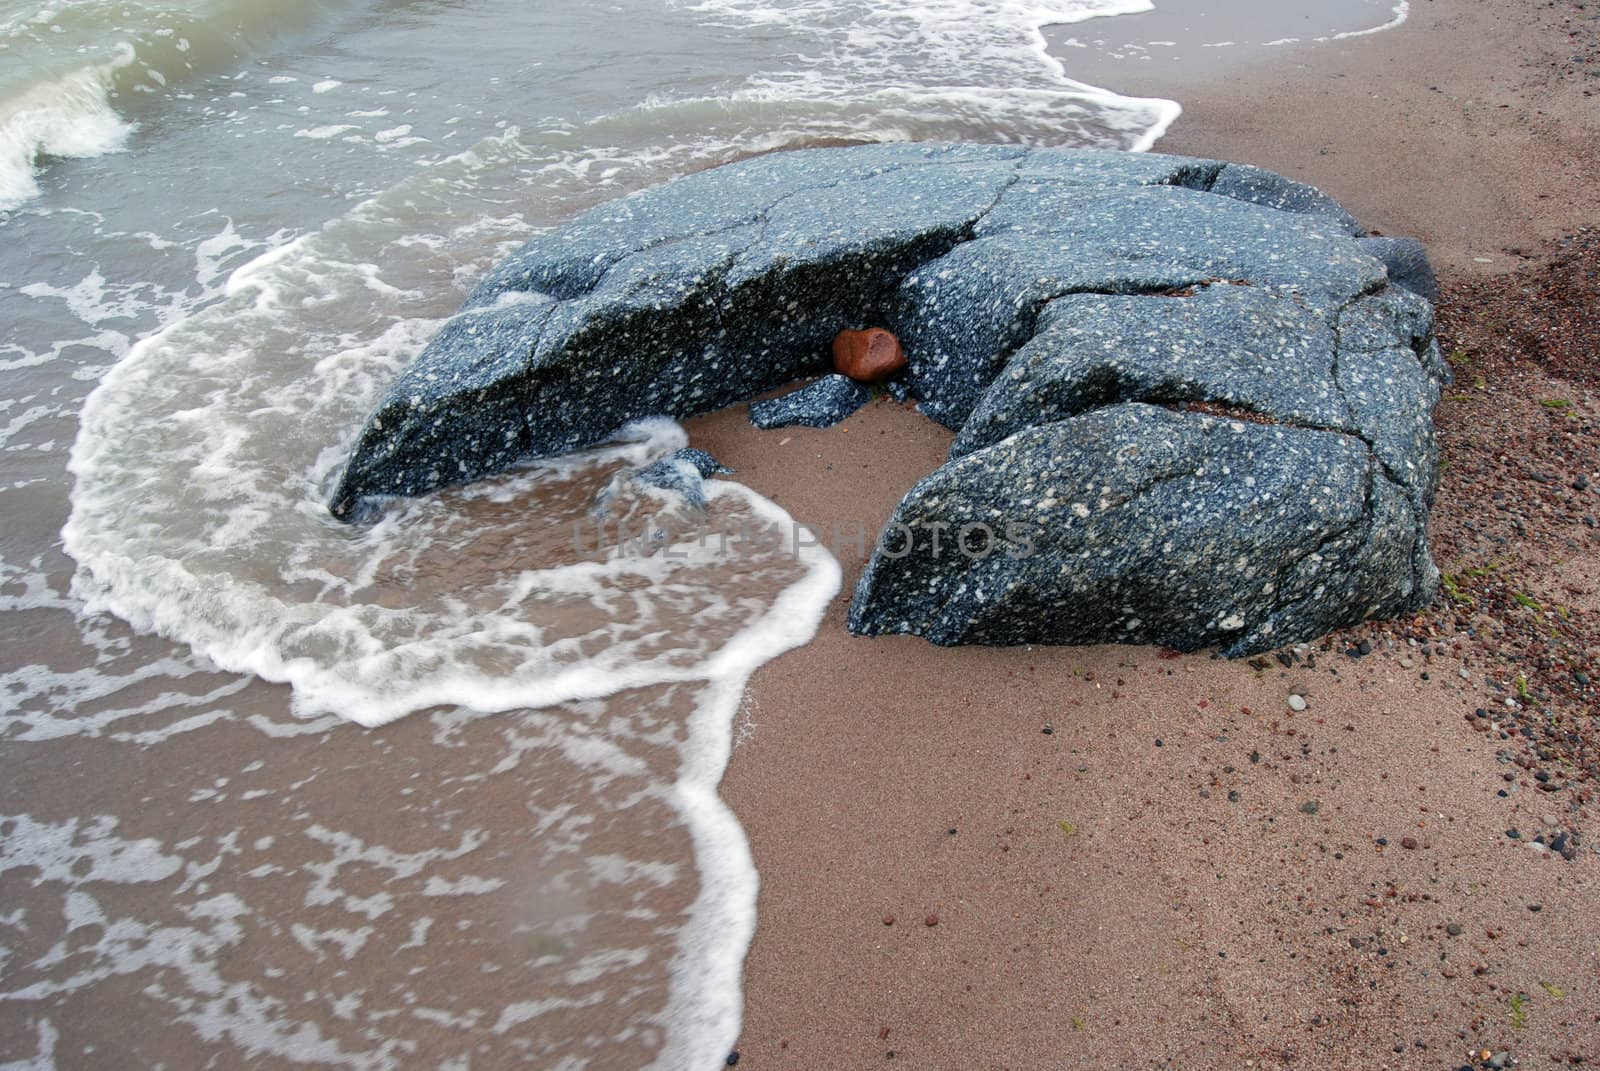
[715,0,1600,1065]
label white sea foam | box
[683,0,1181,151]
[0,60,131,210]
[1329,0,1409,39]
[59,144,839,1060]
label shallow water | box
[1,0,1405,1064]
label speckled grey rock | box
[331,142,1446,656]
[595,447,732,513]
[749,374,871,429]
[1356,236,1440,303]
[850,404,1432,656]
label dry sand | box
[705,1,1600,1066]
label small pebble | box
[925,914,939,927]
[1299,801,1319,815]
[726,1052,740,1066]
[1527,902,1543,912]
[882,914,894,926]
[1287,694,1308,712]
[1401,836,1419,850]
[1446,923,1464,936]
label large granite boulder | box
[331,143,1447,656]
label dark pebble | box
[1507,828,1521,839]
[1300,801,1320,815]
[882,914,894,926]
[1401,836,1419,850]
[1154,738,1163,747]
[1376,837,1389,846]
[1227,790,1241,803]
[1446,923,1464,936]
[925,914,939,927]
[1528,903,1543,912]
[726,1052,740,1066]
[947,828,957,835]
[1042,725,1053,735]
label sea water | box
[0,0,1404,1065]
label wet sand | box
[715,0,1600,1066]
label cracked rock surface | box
[331,142,1447,656]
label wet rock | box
[833,327,907,382]
[332,143,1443,658]
[1357,236,1440,302]
[594,447,731,513]
[749,374,870,430]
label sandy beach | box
[713,1,1600,1066]
[3,1,1595,1067]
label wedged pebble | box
[833,327,907,382]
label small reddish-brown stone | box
[832,327,906,382]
